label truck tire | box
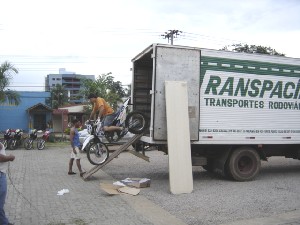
[227,147,261,181]
[132,140,144,152]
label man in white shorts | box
[68,119,85,177]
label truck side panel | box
[199,55,300,144]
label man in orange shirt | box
[88,93,123,133]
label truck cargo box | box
[131,44,300,145]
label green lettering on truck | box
[234,78,250,97]
[259,80,273,98]
[219,77,234,96]
[270,81,283,98]
[283,82,295,99]
[204,76,221,95]
[248,79,261,97]
[293,80,300,99]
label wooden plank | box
[165,81,193,194]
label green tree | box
[221,43,285,56]
[50,84,68,109]
[80,72,126,110]
[0,61,20,105]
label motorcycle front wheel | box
[8,139,17,150]
[87,141,109,165]
[24,138,33,150]
[0,139,8,149]
[37,139,45,150]
[125,111,148,134]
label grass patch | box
[46,141,70,148]
[73,218,88,225]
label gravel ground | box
[103,150,300,225]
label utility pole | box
[161,30,182,45]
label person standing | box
[68,119,85,177]
[0,142,15,225]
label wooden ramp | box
[83,133,144,180]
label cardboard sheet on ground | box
[100,178,150,196]
[118,186,140,195]
[100,183,140,196]
[100,183,121,195]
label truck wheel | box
[132,140,144,152]
[227,147,261,181]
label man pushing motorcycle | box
[88,93,126,135]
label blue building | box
[0,91,52,132]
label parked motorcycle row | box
[0,128,51,150]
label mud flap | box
[213,148,232,177]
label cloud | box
[1,0,300,91]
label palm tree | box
[0,61,20,105]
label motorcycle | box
[82,97,148,165]
[0,129,15,149]
[8,128,24,150]
[83,119,109,165]
[36,130,51,150]
[24,129,39,150]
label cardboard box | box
[121,178,151,188]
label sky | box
[1,0,300,91]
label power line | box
[8,86,46,88]
[182,32,246,45]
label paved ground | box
[4,145,300,225]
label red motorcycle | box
[36,130,51,150]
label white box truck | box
[131,43,300,181]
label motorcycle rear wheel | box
[87,141,109,165]
[37,139,45,150]
[125,111,148,134]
